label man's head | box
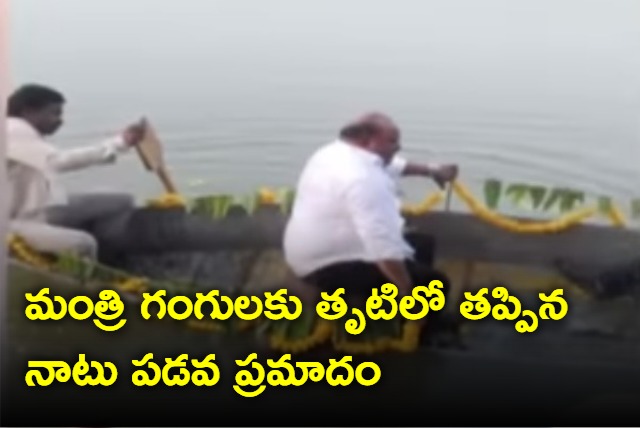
[339,112,401,164]
[7,84,66,136]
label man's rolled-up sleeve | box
[344,175,409,261]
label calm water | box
[10,0,640,217]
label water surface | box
[10,0,640,217]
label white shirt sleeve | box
[48,135,130,173]
[386,155,408,180]
[343,173,409,261]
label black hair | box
[339,122,381,141]
[7,84,65,117]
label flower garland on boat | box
[146,192,187,209]
[145,180,626,232]
[6,234,52,269]
[113,276,150,293]
[450,182,599,233]
[401,192,446,216]
[400,181,626,231]
[607,205,627,227]
[7,233,152,294]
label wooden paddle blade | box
[135,118,166,172]
[133,118,180,194]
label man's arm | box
[48,120,146,173]
[344,174,414,294]
[388,156,458,188]
[48,136,129,173]
[402,162,441,177]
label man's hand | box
[122,119,147,147]
[432,164,459,189]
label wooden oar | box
[134,118,179,194]
[444,183,454,211]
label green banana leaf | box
[631,199,640,219]
[506,183,530,208]
[529,186,547,210]
[55,253,93,282]
[232,194,257,215]
[190,195,234,218]
[278,188,296,215]
[542,188,564,212]
[598,196,613,215]
[559,190,585,212]
[483,179,502,209]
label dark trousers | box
[46,193,135,230]
[302,232,453,334]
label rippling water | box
[10,0,640,219]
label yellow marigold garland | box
[146,192,187,209]
[401,191,445,216]
[257,187,278,205]
[397,181,630,232]
[6,234,53,270]
[113,277,150,294]
[8,233,152,297]
[148,182,627,234]
[607,205,626,227]
[452,181,600,233]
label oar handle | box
[444,182,454,211]
[156,165,178,194]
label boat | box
[6,180,640,423]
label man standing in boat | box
[284,111,460,341]
[6,83,145,259]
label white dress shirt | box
[283,139,414,277]
[6,117,129,221]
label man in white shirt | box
[6,83,145,259]
[284,112,459,340]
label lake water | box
[10,0,640,218]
